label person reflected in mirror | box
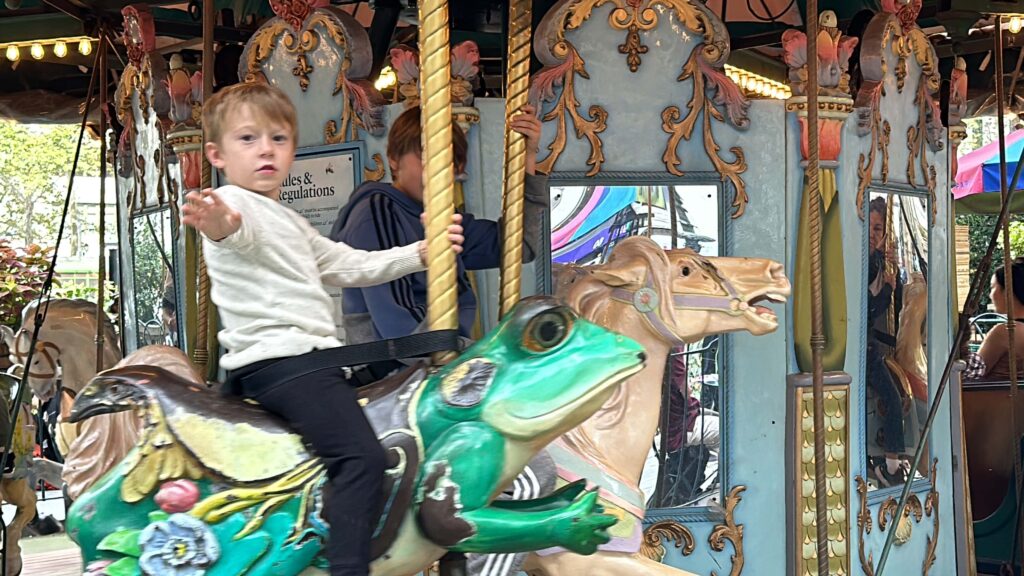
[866,196,909,486]
[964,258,1024,382]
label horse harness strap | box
[609,272,745,347]
[12,331,60,380]
[240,329,460,391]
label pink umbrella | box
[954,129,1024,198]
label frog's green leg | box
[417,425,615,555]
[488,479,588,512]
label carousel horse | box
[886,273,928,475]
[65,297,646,576]
[523,236,790,576]
[0,359,43,576]
[11,299,142,499]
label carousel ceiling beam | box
[730,4,939,50]
[150,18,251,44]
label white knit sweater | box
[202,185,425,370]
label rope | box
[95,33,109,374]
[804,3,830,574]
[498,0,532,319]
[419,0,458,365]
[995,17,1024,570]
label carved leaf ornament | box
[532,0,750,216]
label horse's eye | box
[682,266,691,277]
[524,311,570,352]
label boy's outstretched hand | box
[510,104,543,175]
[182,188,242,242]
[418,213,465,265]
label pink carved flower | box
[155,479,200,513]
[84,560,114,576]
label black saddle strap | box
[240,330,459,391]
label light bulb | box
[78,38,91,56]
[374,65,396,91]
[30,43,43,60]
[53,41,67,58]
[1011,16,1023,35]
[4,45,18,61]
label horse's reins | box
[12,330,60,380]
[608,258,747,346]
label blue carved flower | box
[138,513,220,575]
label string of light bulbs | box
[724,63,792,100]
[2,36,94,62]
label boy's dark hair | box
[869,196,888,217]
[387,106,468,173]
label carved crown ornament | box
[531,0,752,217]
[852,1,943,222]
[782,11,857,168]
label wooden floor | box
[21,546,80,576]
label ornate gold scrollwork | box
[662,47,749,217]
[244,22,289,84]
[906,78,940,223]
[640,520,695,562]
[877,493,923,546]
[534,41,608,176]
[856,476,875,576]
[922,459,939,576]
[709,485,745,576]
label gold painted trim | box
[922,459,939,576]
[709,485,746,576]
[855,476,876,576]
[535,42,607,176]
[640,520,695,562]
[662,48,749,218]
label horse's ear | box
[589,256,647,288]
[0,326,13,348]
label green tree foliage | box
[958,213,1024,312]
[0,121,101,246]
[0,240,52,328]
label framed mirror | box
[543,180,726,510]
[127,208,182,350]
[864,189,930,491]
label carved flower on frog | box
[138,513,220,575]
[83,559,114,576]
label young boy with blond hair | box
[182,82,463,576]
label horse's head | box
[558,236,790,345]
[8,326,60,402]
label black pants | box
[866,344,905,454]
[227,356,390,576]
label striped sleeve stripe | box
[368,194,425,323]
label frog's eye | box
[524,310,571,352]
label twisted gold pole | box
[498,0,532,318]
[193,0,215,377]
[419,0,458,364]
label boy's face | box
[390,150,424,203]
[205,104,295,200]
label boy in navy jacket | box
[331,106,548,346]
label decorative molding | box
[640,520,695,562]
[856,476,875,576]
[388,41,482,132]
[708,485,746,576]
[853,2,943,224]
[948,57,968,181]
[922,459,939,576]
[793,381,850,576]
[532,0,749,216]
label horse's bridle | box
[11,329,61,380]
[609,257,746,346]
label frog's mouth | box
[483,352,646,440]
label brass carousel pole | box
[95,26,108,373]
[805,0,830,572]
[193,0,215,377]
[994,15,1024,569]
[419,1,463,574]
[419,0,458,368]
[498,0,532,318]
